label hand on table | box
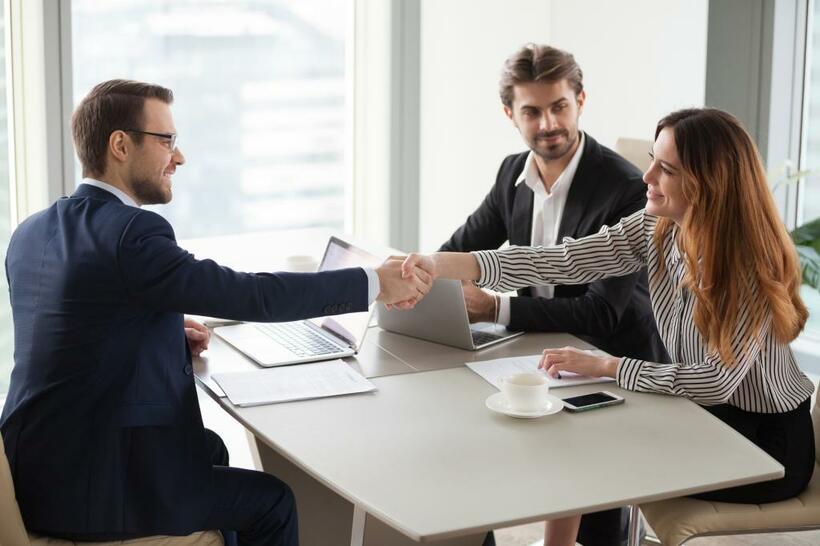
[461,282,498,323]
[537,346,620,379]
[184,318,211,357]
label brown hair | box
[499,44,583,108]
[652,108,807,365]
[71,79,173,177]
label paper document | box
[466,352,615,389]
[213,360,376,407]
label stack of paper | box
[213,360,376,407]
[466,353,615,390]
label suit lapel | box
[510,181,534,245]
[557,134,602,240]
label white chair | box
[615,137,652,173]
[0,432,223,546]
[639,382,820,545]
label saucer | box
[485,392,563,419]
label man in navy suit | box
[0,79,429,545]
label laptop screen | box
[309,236,382,349]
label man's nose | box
[540,112,558,131]
[173,147,186,166]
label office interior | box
[1,0,820,545]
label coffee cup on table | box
[499,373,549,412]
[284,255,318,273]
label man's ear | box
[503,105,515,124]
[576,90,586,115]
[109,130,129,163]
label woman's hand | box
[537,346,620,379]
[401,253,438,281]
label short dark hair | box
[499,44,584,108]
[71,79,173,177]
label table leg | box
[351,505,366,546]
[627,505,641,546]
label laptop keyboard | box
[255,322,345,357]
[471,330,504,346]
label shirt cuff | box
[497,296,511,325]
[363,267,380,304]
[472,250,502,289]
[616,357,642,390]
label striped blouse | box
[473,209,814,413]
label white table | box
[185,229,783,545]
[194,331,784,546]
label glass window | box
[800,1,820,340]
[0,9,13,396]
[71,0,350,239]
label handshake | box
[374,254,439,309]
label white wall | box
[549,0,709,147]
[417,0,708,250]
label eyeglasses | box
[122,129,178,151]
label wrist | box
[601,357,620,378]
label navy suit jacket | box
[0,184,368,536]
[440,134,668,363]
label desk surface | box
[195,331,784,542]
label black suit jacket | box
[440,134,668,362]
[0,184,369,536]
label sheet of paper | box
[466,352,615,389]
[213,360,376,407]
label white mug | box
[499,373,549,412]
[284,255,318,273]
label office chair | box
[639,382,820,545]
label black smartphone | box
[562,391,625,412]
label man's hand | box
[462,282,497,323]
[376,257,433,308]
[537,346,620,379]
[184,318,211,357]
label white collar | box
[515,132,586,192]
[80,178,140,208]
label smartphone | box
[562,391,625,412]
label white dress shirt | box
[78,180,381,303]
[497,133,585,324]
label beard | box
[129,175,172,205]
[530,128,579,161]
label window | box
[0,8,13,396]
[71,0,351,239]
[799,0,820,341]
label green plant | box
[792,217,820,290]
[770,161,820,291]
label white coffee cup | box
[284,255,318,273]
[499,373,549,412]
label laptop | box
[376,279,524,350]
[214,236,381,367]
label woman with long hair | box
[401,108,815,546]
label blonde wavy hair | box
[652,108,807,365]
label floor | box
[493,520,820,545]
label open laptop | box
[214,236,381,367]
[377,279,524,350]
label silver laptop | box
[214,236,381,367]
[377,279,524,350]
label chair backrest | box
[0,431,32,546]
[614,137,652,173]
[812,383,820,464]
